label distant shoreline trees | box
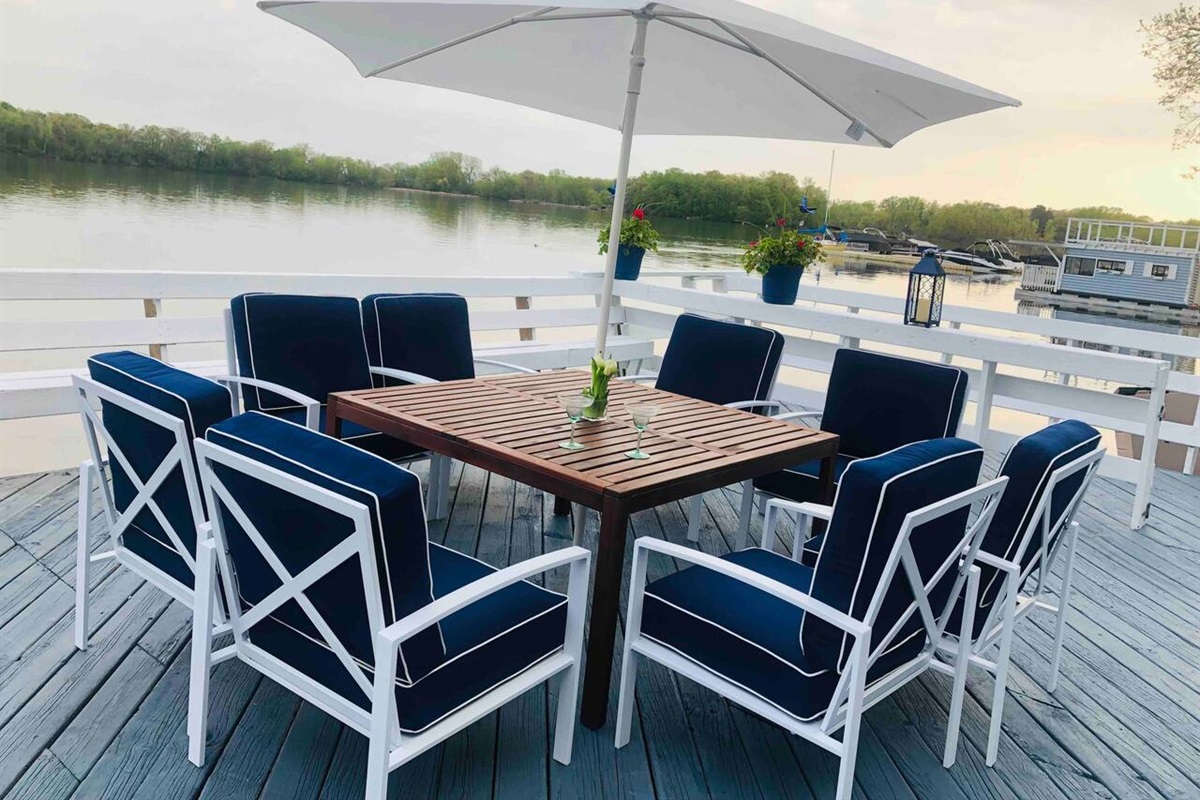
[1,102,1193,248]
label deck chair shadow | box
[223,292,451,518]
[616,437,1007,800]
[189,412,589,800]
[72,350,233,650]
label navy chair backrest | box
[969,419,1101,635]
[802,437,984,670]
[203,412,441,707]
[820,350,968,459]
[86,351,231,588]
[654,313,784,407]
[362,293,475,385]
[230,293,372,412]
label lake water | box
[0,154,1025,312]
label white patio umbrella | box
[259,0,1019,351]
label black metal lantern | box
[905,249,945,327]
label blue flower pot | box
[614,246,646,281]
[761,264,803,305]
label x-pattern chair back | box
[822,475,1006,732]
[74,376,204,589]
[196,439,392,732]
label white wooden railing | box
[3,267,1194,530]
[1019,264,1061,293]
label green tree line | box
[2,103,1193,247]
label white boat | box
[939,239,1024,274]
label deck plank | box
[0,465,1195,800]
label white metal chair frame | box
[71,375,228,650]
[189,439,590,800]
[616,476,1008,800]
[937,445,1105,767]
[221,309,536,520]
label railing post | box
[594,293,622,343]
[940,321,961,364]
[681,276,697,290]
[713,277,728,294]
[1131,362,1169,530]
[838,307,861,350]
[972,361,997,447]
[143,298,168,361]
[515,296,535,342]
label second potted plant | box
[741,216,823,305]
[598,206,661,281]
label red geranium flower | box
[632,207,645,220]
[775,217,787,227]
[749,240,759,248]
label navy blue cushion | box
[88,351,231,588]
[954,420,1101,639]
[753,454,856,503]
[204,412,443,690]
[802,438,983,670]
[230,293,372,412]
[362,293,475,386]
[654,313,783,406]
[819,350,968,459]
[393,543,567,733]
[641,548,932,723]
[270,406,427,463]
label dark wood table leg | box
[325,396,342,438]
[814,451,836,534]
[553,495,572,516]
[581,494,628,730]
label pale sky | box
[1,0,1197,220]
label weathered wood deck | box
[0,460,1197,800]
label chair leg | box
[74,460,94,651]
[616,547,649,749]
[366,632,400,800]
[686,493,703,542]
[1048,524,1079,693]
[572,505,586,546]
[188,540,218,767]
[836,638,869,800]
[987,575,1019,767]
[736,480,754,550]
[554,555,589,764]
[944,566,980,768]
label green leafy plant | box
[598,206,661,254]
[741,215,824,275]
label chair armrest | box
[768,498,834,522]
[369,366,438,385]
[773,409,823,425]
[379,546,591,646]
[216,375,321,429]
[973,548,1020,574]
[618,373,659,384]
[473,357,537,374]
[632,537,868,639]
[761,498,832,559]
[724,400,785,413]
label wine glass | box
[624,402,660,460]
[558,392,592,450]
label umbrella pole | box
[594,15,648,355]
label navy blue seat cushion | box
[641,548,924,722]
[655,313,784,406]
[271,406,427,462]
[393,543,567,733]
[230,293,372,412]
[205,412,443,686]
[88,351,231,588]
[753,454,856,503]
[952,420,1101,639]
[362,293,475,386]
[802,438,983,670]
[819,349,968,459]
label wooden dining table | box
[327,370,840,729]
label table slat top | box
[332,370,837,501]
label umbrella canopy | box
[260,0,1019,348]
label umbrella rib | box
[655,17,754,54]
[366,6,564,77]
[707,19,895,147]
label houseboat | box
[1016,217,1200,324]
